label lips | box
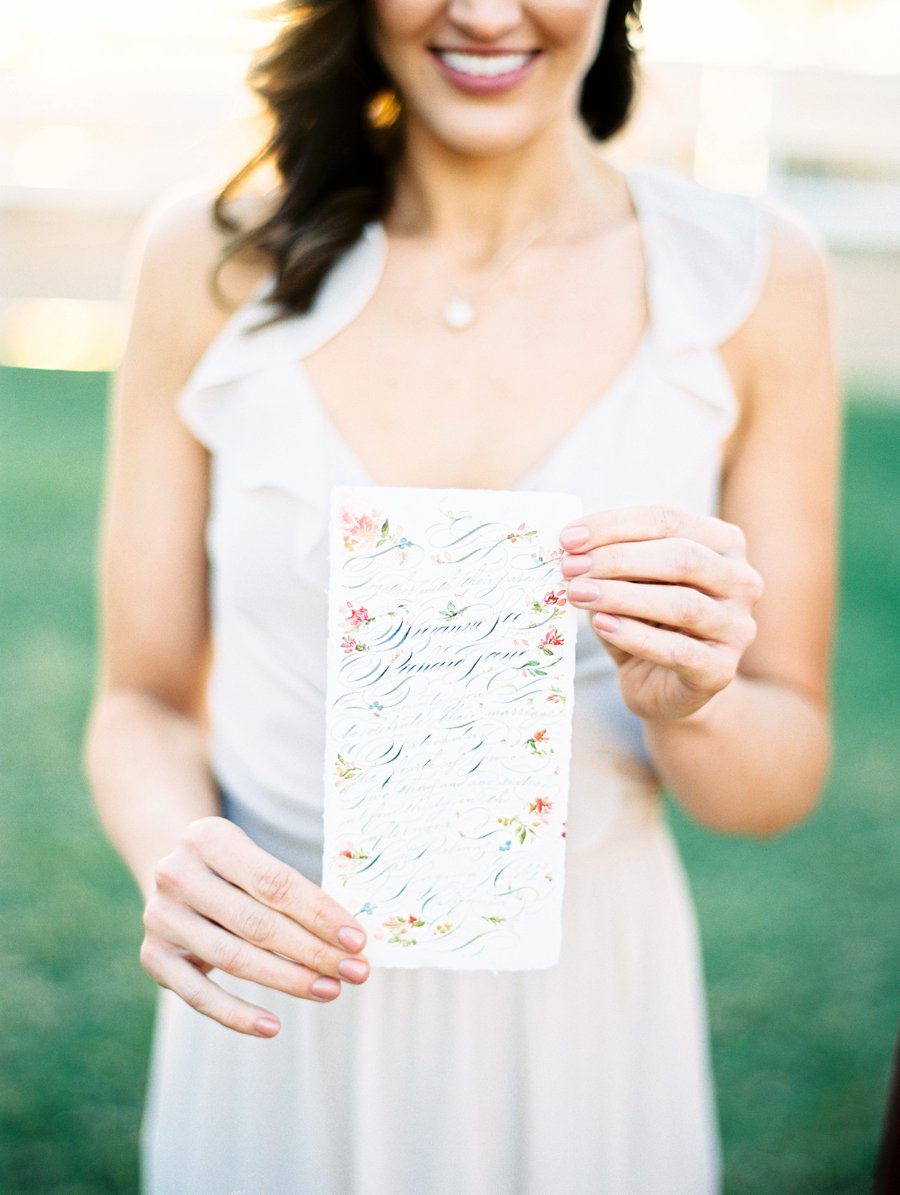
[429,48,541,95]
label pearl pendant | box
[442,296,475,331]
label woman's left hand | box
[560,506,765,721]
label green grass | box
[0,367,897,1194]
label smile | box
[436,50,535,78]
[429,48,540,95]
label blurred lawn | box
[0,366,897,1195]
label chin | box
[413,109,559,160]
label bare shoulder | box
[122,187,275,394]
[724,202,835,428]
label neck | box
[388,117,607,264]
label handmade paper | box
[322,486,579,970]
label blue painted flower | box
[369,701,383,713]
[499,840,512,852]
[358,902,375,916]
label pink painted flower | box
[341,510,381,539]
[345,603,370,628]
[544,588,567,607]
[540,628,564,648]
[340,635,358,654]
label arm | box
[84,194,370,1036]
[560,212,839,835]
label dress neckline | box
[289,165,656,492]
[291,332,651,494]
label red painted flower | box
[533,729,548,743]
[544,588,567,606]
[540,629,564,648]
[531,797,553,815]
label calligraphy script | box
[321,486,579,970]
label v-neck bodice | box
[175,163,767,847]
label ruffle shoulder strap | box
[176,222,387,451]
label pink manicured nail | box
[560,525,590,550]
[592,613,620,634]
[255,1015,281,1037]
[310,976,341,1000]
[338,958,369,983]
[338,926,366,952]
[561,554,592,577]
[568,579,601,603]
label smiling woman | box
[83,0,838,1192]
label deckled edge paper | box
[322,486,579,971]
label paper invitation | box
[321,486,579,970]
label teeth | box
[438,51,532,78]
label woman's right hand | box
[140,816,370,1037]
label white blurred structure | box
[1,0,898,391]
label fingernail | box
[338,926,366,952]
[255,1015,281,1037]
[592,613,620,634]
[560,525,589,550]
[568,579,601,603]
[310,976,341,1000]
[338,958,369,983]
[561,554,592,577]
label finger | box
[567,538,749,598]
[140,939,286,1038]
[589,613,737,691]
[564,578,733,641]
[179,868,370,985]
[151,901,346,1002]
[561,506,746,558]
[183,820,367,952]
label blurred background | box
[0,1,897,1192]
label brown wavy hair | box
[215,0,643,317]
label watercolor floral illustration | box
[497,796,555,846]
[529,796,554,823]
[530,588,568,619]
[383,914,426,946]
[343,602,374,629]
[340,509,413,556]
[335,844,370,867]
[334,753,362,785]
[332,844,371,886]
[521,659,551,679]
[538,628,565,655]
[525,728,552,756]
[506,522,538,544]
[340,633,369,654]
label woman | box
[84,1,838,1192]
